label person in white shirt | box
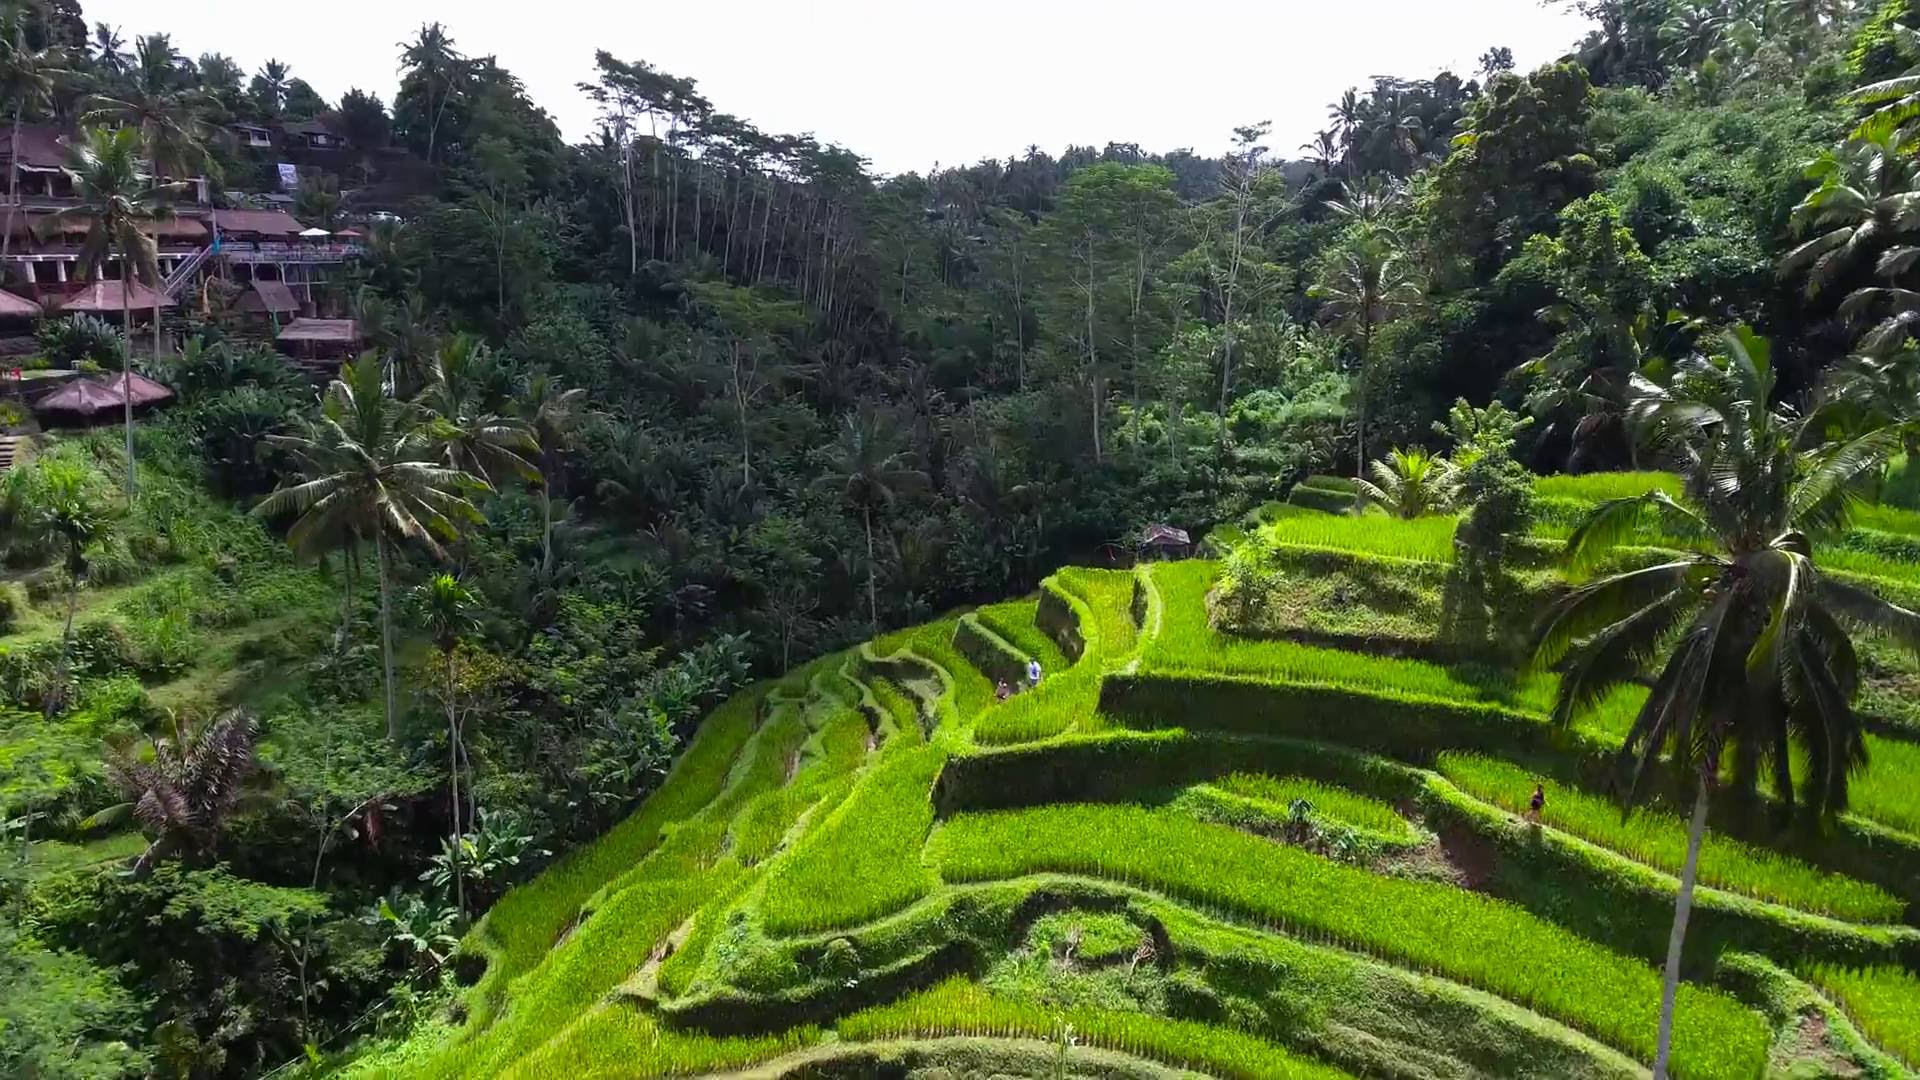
[1026,658,1042,687]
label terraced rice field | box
[343,474,1920,1080]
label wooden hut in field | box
[1140,524,1192,560]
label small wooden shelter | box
[33,377,123,420]
[1140,524,1193,560]
[100,371,174,408]
[53,280,175,315]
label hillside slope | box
[344,480,1920,1080]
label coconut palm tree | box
[815,406,928,630]
[1532,328,1919,1079]
[49,126,183,499]
[0,2,61,268]
[1807,348,1920,453]
[1355,448,1459,519]
[89,709,259,877]
[398,23,462,164]
[1778,120,1920,322]
[516,371,587,577]
[1310,226,1422,474]
[418,572,475,917]
[88,22,126,80]
[1847,23,1920,142]
[1660,1,1729,66]
[84,33,215,379]
[256,354,486,741]
[415,334,537,487]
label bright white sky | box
[82,0,1593,175]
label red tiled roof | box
[55,280,175,312]
[0,124,68,169]
[213,209,305,237]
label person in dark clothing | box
[1525,782,1545,823]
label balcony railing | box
[218,242,365,265]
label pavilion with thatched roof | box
[52,280,174,315]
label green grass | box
[1141,561,1645,742]
[974,599,1068,673]
[1533,472,1684,503]
[866,676,924,745]
[1805,964,1920,1068]
[973,569,1141,746]
[497,1004,813,1079]
[1829,733,1920,838]
[876,616,993,727]
[1199,772,1416,842]
[1437,754,1904,923]
[929,803,1770,1078]
[1255,512,1458,564]
[729,703,869,866]
[1852,502,1920,538]
[1056,567,1141,660]
[838,976,1354,1079]
[422,835,735,1078]
[463,688,762,1011]
[758,741,945,934]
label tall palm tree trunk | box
[1653,776,1710,1080]
[445,645,462,918]
[121,284,135,498]
[864,504,878,630]
[1356,321,1372,477]
[49,559,80,718]
[376,531,397,741]
[540,486,555,578]
[2,107,20,266]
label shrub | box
[35,315,124,369]
[929,803,1770,1078]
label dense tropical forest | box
[7,0,1920,1076]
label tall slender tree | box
[1311,225,1422,472]
[0,1,59,269]
[418,572,475,918]
[816,407,927,630]
[49,126,181,498]
[1534,330,1918,1078]
[256,354,486,740]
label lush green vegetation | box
[1200,771,1417,841]
[1437,753,1904,922]
[838,977,1355,1079]
[8,1,1920,1076]
[1805,964,1920,1069]
[929,802,1770,1078]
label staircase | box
[161,242,217,298]
[0,435,31,473]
